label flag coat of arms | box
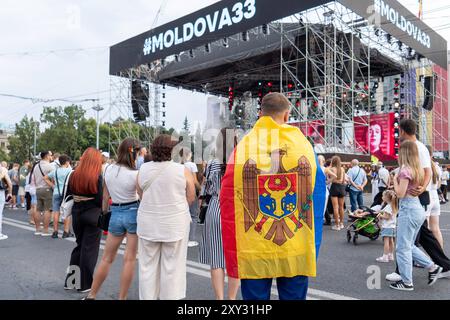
[220,116,326,279]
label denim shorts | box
[52,194,63,212]
[108,203,138,236]
[380,227,396,238]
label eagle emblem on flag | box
[241,148,313,246]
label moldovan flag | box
[220,116,326,279]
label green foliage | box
[7,106,179,161]
[7,115,37,163]
[0,148,10,162]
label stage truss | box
[108,64,163,156]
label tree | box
[0,148,9,163]
[182,116,190,135]
[7,116,38,163]
[38,105,86,159]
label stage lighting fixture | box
[162,102,166,108]
[397,41,402,50]
[189,49,194,58]
[258,81,262,86]
[267,82,273,87]
[385,33,392,44]
[162,112,166,117]
[262,24,269,35]
[375,28,380,36]
[242,31,249,42]
[174,54,180,62]
[394,100,400,108]
[295,99,301,107]
[162,83,166,89]
[162,121,166,127]
[400,93,405,99]
[205,43,211,53]
[395,112,400,118]
[373,82,379,90]
[222,38,229,47]
[162,93,166,99]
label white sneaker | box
[438,270,450,279]
[0,234,8,240]
[34,231,43,236]
[388,253,395,261]
[376,255,389,263]
[386,272,402,282]
[331,225,341,231]
[340,223,345,229]
[188,241,199,247]
[41,232,52,237]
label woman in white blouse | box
[136,135,195,300]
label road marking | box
[3,217,358,300]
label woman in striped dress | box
[199,128,240,300]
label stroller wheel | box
[347,230,351,243]
[353,234,358,245]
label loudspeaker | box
[422,75,436,111]
[131,80,149,122]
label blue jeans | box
[349,189,363,212]
[241,276,308,300]
[108,203,138,236]
[396,197,434,285]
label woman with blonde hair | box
[390,140,442,291]
[328,156,346,230]
[425,145,444,249]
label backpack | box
[60,171,74,220]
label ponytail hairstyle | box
[382,190,398,215]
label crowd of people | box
[0,93,449,298]
[320,119,450,290]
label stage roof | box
[154,23,403,96]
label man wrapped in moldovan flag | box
[220,93,326,300]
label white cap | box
[101,152,110,158]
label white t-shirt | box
[104,164,139,204]
[429,162,442,191]
[379,204,397,229]
[378,167,390,188]
[184,162,198,174]
[441,170,449,186]
[415,140,431,190]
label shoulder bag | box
[60,171,74,220]
[346,168,361,193]
[198,162,213,224]
[98,166,112,231]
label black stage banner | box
[110,0,447,75]
[339,0,447,70]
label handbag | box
[98,210,112,231]
[198,163,213,224]
[346,168,361,192]
[60,171,74,220]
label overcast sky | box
[1,0,449,132]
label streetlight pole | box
[93,104,104,150]
[33,121,38,159]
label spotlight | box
[174,54,180,62]
[189,49,194,58]
[395,112,400,118]
[373,82,379,89]
[205,43,211,53]
[394,100,400,108]
[222,38,229,48]
[242,31,249,42]
[262,24,269,35]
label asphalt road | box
[1,195,449,300]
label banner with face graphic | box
[354,113,397,162]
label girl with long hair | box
[376,190,398,263]
[64,147,104,293]
[85,138,141,300]
[329,156,346,230]
[390,141,442,291]
[199,128,240,300]
[425,145,444,249]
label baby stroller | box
[346,206,381,245]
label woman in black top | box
[329,156,347,231]
[64,148,105,293]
